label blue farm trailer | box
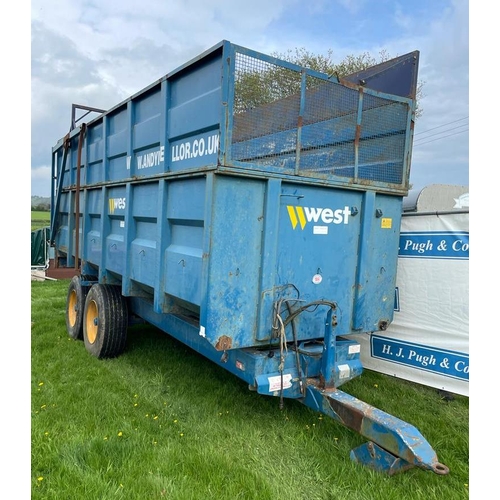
[49,40,449,476]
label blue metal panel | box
[342,51,420,100]
[168,87,220,140]
[204,175,266,349]
[104,186,127,276]
[167,54,222,172]
[168,55,222,139]
[83,189,102,266]
[133,92,162,153]
[106,110,128,184]
[276,184,361,338]
[107,155,126,181]
[353,193,403,332]
[85,216,102,267]
[87,123,103,166]
[85,121,104,185]
[163,176,206,307]
[129,182,159,289]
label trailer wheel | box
[83,284,128,359]
[66,275,91,340]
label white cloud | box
[31,165,51,198]
[336,0,367,15]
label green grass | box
[31,279,469,499]
[32,210,51,231]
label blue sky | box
[29,0,469,198]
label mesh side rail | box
[230,52,410,185]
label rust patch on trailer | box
[327,397,364,433]
[337,77,363,91]
[215,335,232,351]
[46,259,80,280]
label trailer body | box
[50,41,448,475]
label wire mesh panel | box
[232,52,303,167]
[230,50,411,187]
[298,75,359,175]
[357,93,408,184]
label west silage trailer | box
[49,40,449,476]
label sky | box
[29,0,469,198]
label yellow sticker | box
[381,218,392,229]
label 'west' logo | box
[109,197,126,215]
[286,206,351,230]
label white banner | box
[352,185,469,396]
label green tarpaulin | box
[31,227,49,267]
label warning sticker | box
[268,374,292,392]
[381,218,392,229]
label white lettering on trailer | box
[109,197,126,214]
[114,198,126,209]
[137,146,165,170]
[287,205,352,231]
[304,206,350,224]
[171,134,219,162]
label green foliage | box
[32,196,51,212]
[235,47,423,118]
[272,47,391,77]
[234,59,304,113]
[32,280,469,499]
[32,204,50,212]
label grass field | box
[32,210,51,231]
[31,278,469,499]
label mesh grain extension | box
[231,51,409,185]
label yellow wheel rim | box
[68,290,77,327]
[86,299,99,344]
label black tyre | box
[66,275,91,340]
[83,284,128,359]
